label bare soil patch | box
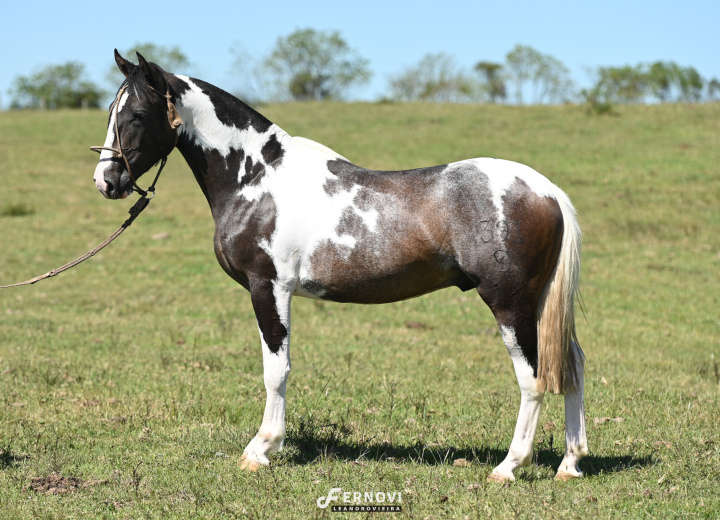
[23,473,108,495]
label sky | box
[1,0,719,108]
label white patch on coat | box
[93,90,129,194]
[240,136,380,297]
[466,158,558,223]
[175,76,289,179]
[238,136,348,203]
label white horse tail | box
[535,185,583,395]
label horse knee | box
[263,362,290,391]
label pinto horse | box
[93,51,588,482]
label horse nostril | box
[105,180,115,196]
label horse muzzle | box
[102,177,133,199]
[94,162,133,199]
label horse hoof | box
[240,454,262,472]
[554,470,582,481]
[487,472,513,483]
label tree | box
[585,61,708,108]
[505,45,535,104]
[474,61,506,103]
[10,62,104,109]
[707,78,720,101]
[504,45,574,104]
[107,43,191,86]
[585,65,648,105]
[675,65,704,102]
[262,28,371,101]
[647,61,678,102]
[647,61,704,103]
[388,53,477,102]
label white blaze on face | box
[93,90,130,196]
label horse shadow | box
[282,425,654,477]
[0,448,29,469]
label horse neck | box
[171,76,290,213]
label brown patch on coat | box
[501,179,563,301]
[469,178,563,374]
[213,192,288,353]
[303,162,492,303]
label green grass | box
[0,102,719,518]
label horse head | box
[92,50,182,199]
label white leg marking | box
[489,326,545,482]
[241,285,292,470]
[556,340,588,480]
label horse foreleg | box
[488,323,545,482]
[241,281,292,471]
[556,340,588,480]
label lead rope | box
[1,84,177,289]
[0,194,155,289]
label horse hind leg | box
[556,340,588,480]
[487,310,545,482]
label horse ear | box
[137,52,182,129]
[114,49,134,78]
[137,52,166,93]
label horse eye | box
[132,111,146,121]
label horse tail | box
[535,185,583,395]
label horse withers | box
[92,50,588,482]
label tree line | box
[8,29,720,110]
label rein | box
[1,83,179,289]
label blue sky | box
[1,0,719,108]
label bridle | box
[90,81,182,198]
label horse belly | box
[294,216,475,304]
[297,252,471,304]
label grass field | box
[0,101,719,519]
